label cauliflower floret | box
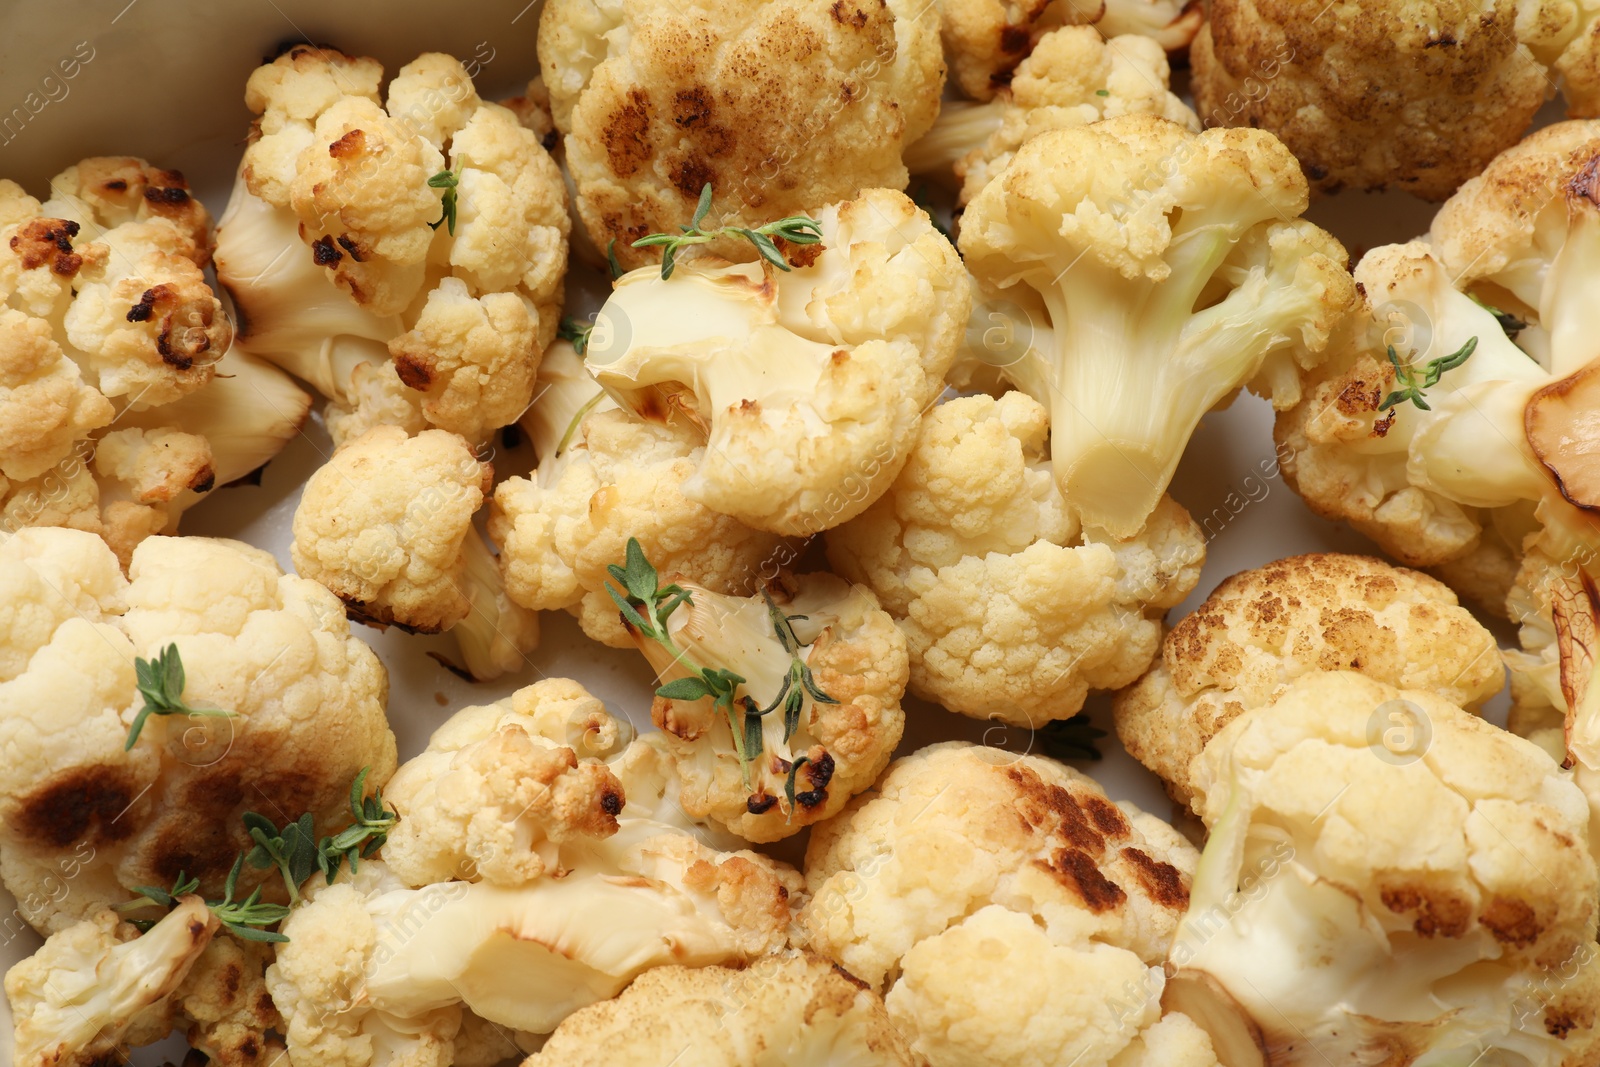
[170,933,284,1067]
[1168,672,1600,1066]
[801,742,1212,1066]
[621,563,907,841]
[936,0,1202,101]
[526,952,916,1066]
[959,114,1359,539]
[491,341,788,648]
[216,46,568,445]
[538,0,942,272]
[0,527,396,934]
[587,188,968,536]
[1189,0,1600,200]
[1116,553,1505,807]
[0,162,306,561]
[292,426,488,631]
[382,679,630,888]
[7,898,216,1067]
[908,26,1198,204]
[828,392,1204,726]
[291,424,538,679]
[267,696,801,1064]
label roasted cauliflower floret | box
[291,424,538,680]
[1167,672,1600,1067]
[266,693,801,1064]
[801,742,1215,1067]
[908,26,1198,204]
[621,561,908,842]
[828,392,1204,726]
[0,527,396,934]
[526,953,916,1066]
[6,898,217,1067]
[1115,553,1505,807]
[491,341,787,648]
[538,0,942,272]
[586,188,968,536]
[215,46,568,445]
[959,114,1358,539]
[1191,0,1600,200]
[0,164,306,562]
[382,679,630,888]
[936,0,1202,101]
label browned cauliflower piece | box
[538,0,943,272]
[1115,553,1505,807]
[1191,0,1600,199]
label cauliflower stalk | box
[526,953,917,1066]
[828,391,1205,726]
[214,46,568,446]
[6,897,217,1067]
[0,162,309,563]
[613,540,907,841]
[0,527,397,934]
[1115,553,1505,806]
[959,114,1358,539]
[266,681,801,1064]
[586,187,968,536]
[1167,672,1600,1067]
[290,424,538,680]
[801,742,1220,1067]
[490,341,788,649]
[538,0,942,272]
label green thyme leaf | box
[557,317,595,356]
[125,645,236,750]
[428,168,461,235]
[632,183,823,280]
[1378,337,1478,413]
[1038,713,1107,762]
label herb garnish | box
[428,167,461,235]
[1379,336,1477,412]
[124,644,235,750]
[632,183,823,280]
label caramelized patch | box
[1121,847,1189,909]
[830,0,870,27]
[1481,897,1542,947]
[603,88,654,178]
[778,236,823,268]
[673,87,713,129]
[1035,849,1126,912]
[10,218,84,275]
[600,791,622,816]
[328,129,366,159]
[671,157,716,198]
[188,466,216,494]
[1083,794,1129,836]
[999,24,1030,53]
[1568,154,1600,207]
[1004,764,1106,854]
[393,352,433,390]
[311,235,343,266]
[335,234,366,262]
[13,766,141,847]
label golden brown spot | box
[311,235,342,267]
[102,179,127,191]
[1377,885,1472,939]
[1082,794,1129,837]
[335,234,366,262]
[780,237,824,268]
[1481,897,1542,947]
[830,0,870,26]
[13,766,141,847]
[673,87,713,129]
[1121,848,1189,909]
[393,352,433,390]
[10,218,83,276]
[1035,849,1126,912]
[999,24,1030,53]
[188,466,216,494]
[328,129,366,159]
[671,157,716,198]
[603,88,654,178]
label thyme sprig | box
[120,856,291,944]
[1039,712,1107,762]
[428,167,461,235]
[758,591,838,743]
[1379,336,1478,412]
[124,644,236,750]
[632,183,823,280]
[558,316,594,355]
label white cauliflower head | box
[959,114,1359,539]
[266,686,802,1064]
[525,952,917,1066]
[1169,671,1600,1067]
[490,341,788,649]
[214,46,568,445]
[801,742,1217,1067]
[616,556,908,842]
[0,527,396,934]
[827,391,1205,726]
[935,0,1202,101]
[538,0,943,272]
[1115,553,1506,807]
[6,897,217,1067]
[0,164,307,565]
[586,187,969,536]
